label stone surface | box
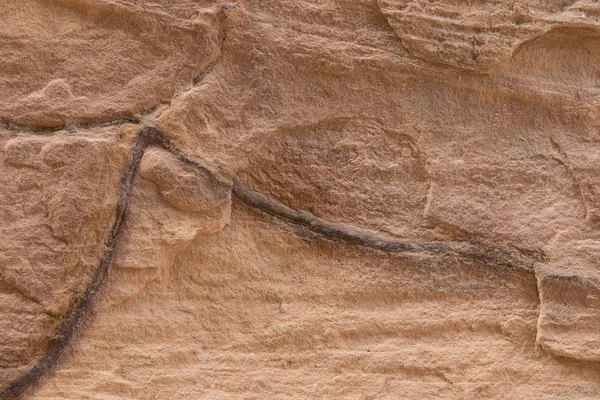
[1,0,600,399]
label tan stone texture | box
[1,0,600,399]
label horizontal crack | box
[0,124,537,399]
[232,181,536,272]
[0,104,160,134]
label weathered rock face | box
[1,1,600,399]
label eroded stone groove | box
[0,125,540,399]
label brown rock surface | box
[1,1,600,399]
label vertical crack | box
[0,127,155,400]
[192,3,238,86]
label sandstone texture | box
[1,0,600,399]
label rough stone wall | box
[1,1,600,399]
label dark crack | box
[1,116,143,135]
[0,128,153,400]
[0,124,539,399]
[232,181,536,273]
[0,103,162,134]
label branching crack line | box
[0,124,538,399]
